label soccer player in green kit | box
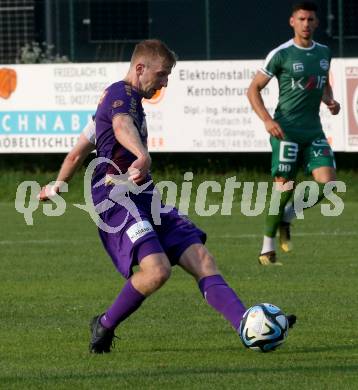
[247,1,341,265]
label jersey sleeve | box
[106,84,135,120]
[260,49,282,78]
[82,117,96,145]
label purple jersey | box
[90,81,206,279]
[92,81,149,204]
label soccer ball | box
[239,303,289,352]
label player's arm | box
[112,114,151,183]
[53,133,95,186]
[247,72,284,139]
[322,82,340,115]
[38,127,96,201]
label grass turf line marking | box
[1,231,357,245]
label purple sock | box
[199,275,246,330]
[100,279,145,329]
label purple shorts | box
[97,195,206,279]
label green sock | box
[265,183,328,237]
[264,188,293,238]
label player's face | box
[138,58,172,99]
[290,9,318,41]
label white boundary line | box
[216,231,358,238]
[0,231,357,245]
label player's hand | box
[127,153,152,184]
[264,119,285,139]
[325,99,340,115]
[37,184,59,201]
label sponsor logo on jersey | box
[291,77,305,90]
[320,59,329,71]
[313,148,332,158]
[126,220,154,243]
[112,100,124,108]
[312,139,329,147]
[293,63,304,72]
[291,75,327,91]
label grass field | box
[1,172,358,389]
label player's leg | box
[280,138,337,227]
[305,137,336,192]
[156,207,246,330]
[178,243,246,331]
[260,178,295,264]
[90,213,172,353]
[90,252,171,354]
[260,138,298,264]
[102,252,171,326]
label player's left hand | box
[325,99,340,115]
[37,185,59,201]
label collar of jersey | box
[291,39,316,51]
[122,80,142,97]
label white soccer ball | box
[239,303,289,352]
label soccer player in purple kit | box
[88,39,247,353]
[88,39,296,353]
[38,39,296,353]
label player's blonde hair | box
[131,39,177,68]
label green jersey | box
[261,39,331,132]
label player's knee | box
[316,174,337,183]
[150,262,171,287]
[312,167,336,183]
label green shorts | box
[270,129,336,179]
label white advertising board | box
[0,59,351,152]
[342,59,358,151]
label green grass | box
[1,183,358,389]
[2,166,358,202]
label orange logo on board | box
[0,68,17,99]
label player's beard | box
[143,88,157,99]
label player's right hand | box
[325,99,340,115]
[37,185,59,201]
[128,153,152,183]
[264,119,284,139]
